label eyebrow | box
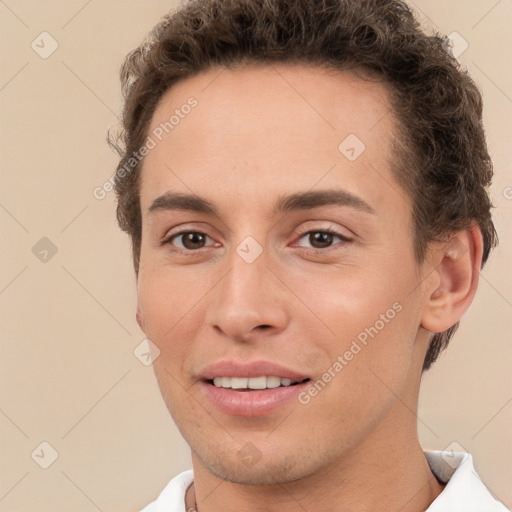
[147,189,376,216]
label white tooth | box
[221,377,231,388]
[248,376,267,389]
[266,376,281,388]
[213,377,222,387]
[231,377,248,389]
[280,378,292,386]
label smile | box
[210,376,306,390]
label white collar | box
[424,450,508,511]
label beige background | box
[1,1,511,510]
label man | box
[108,0,508,510]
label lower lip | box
[200,380,309,417]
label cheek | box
[297,300,419,442]
[290,261,420,385]
[291,260,414,335]
[137,268,193,362]
[138,252,203,322]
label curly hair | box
[108,0,498,371]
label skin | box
[135,63,483,511]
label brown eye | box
[296,230,351,251]
[309,231,335,249]
[168,231,212,250]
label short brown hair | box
[108,0,498,371]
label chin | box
[193,441,332,486]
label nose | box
[206,243,288,343]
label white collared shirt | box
[139,451,509,511]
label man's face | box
[136,64,431,484]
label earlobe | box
[420,225,483,333]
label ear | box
[420,225,484,333]
[136,302,146,333]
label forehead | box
[140,63,406,218]
[146,63,394,146]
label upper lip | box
[199,360,309,382]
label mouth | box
[201,378,311,417]
[207,376,310,391]
[198,360,311,416]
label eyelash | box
[162,228,352,254]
